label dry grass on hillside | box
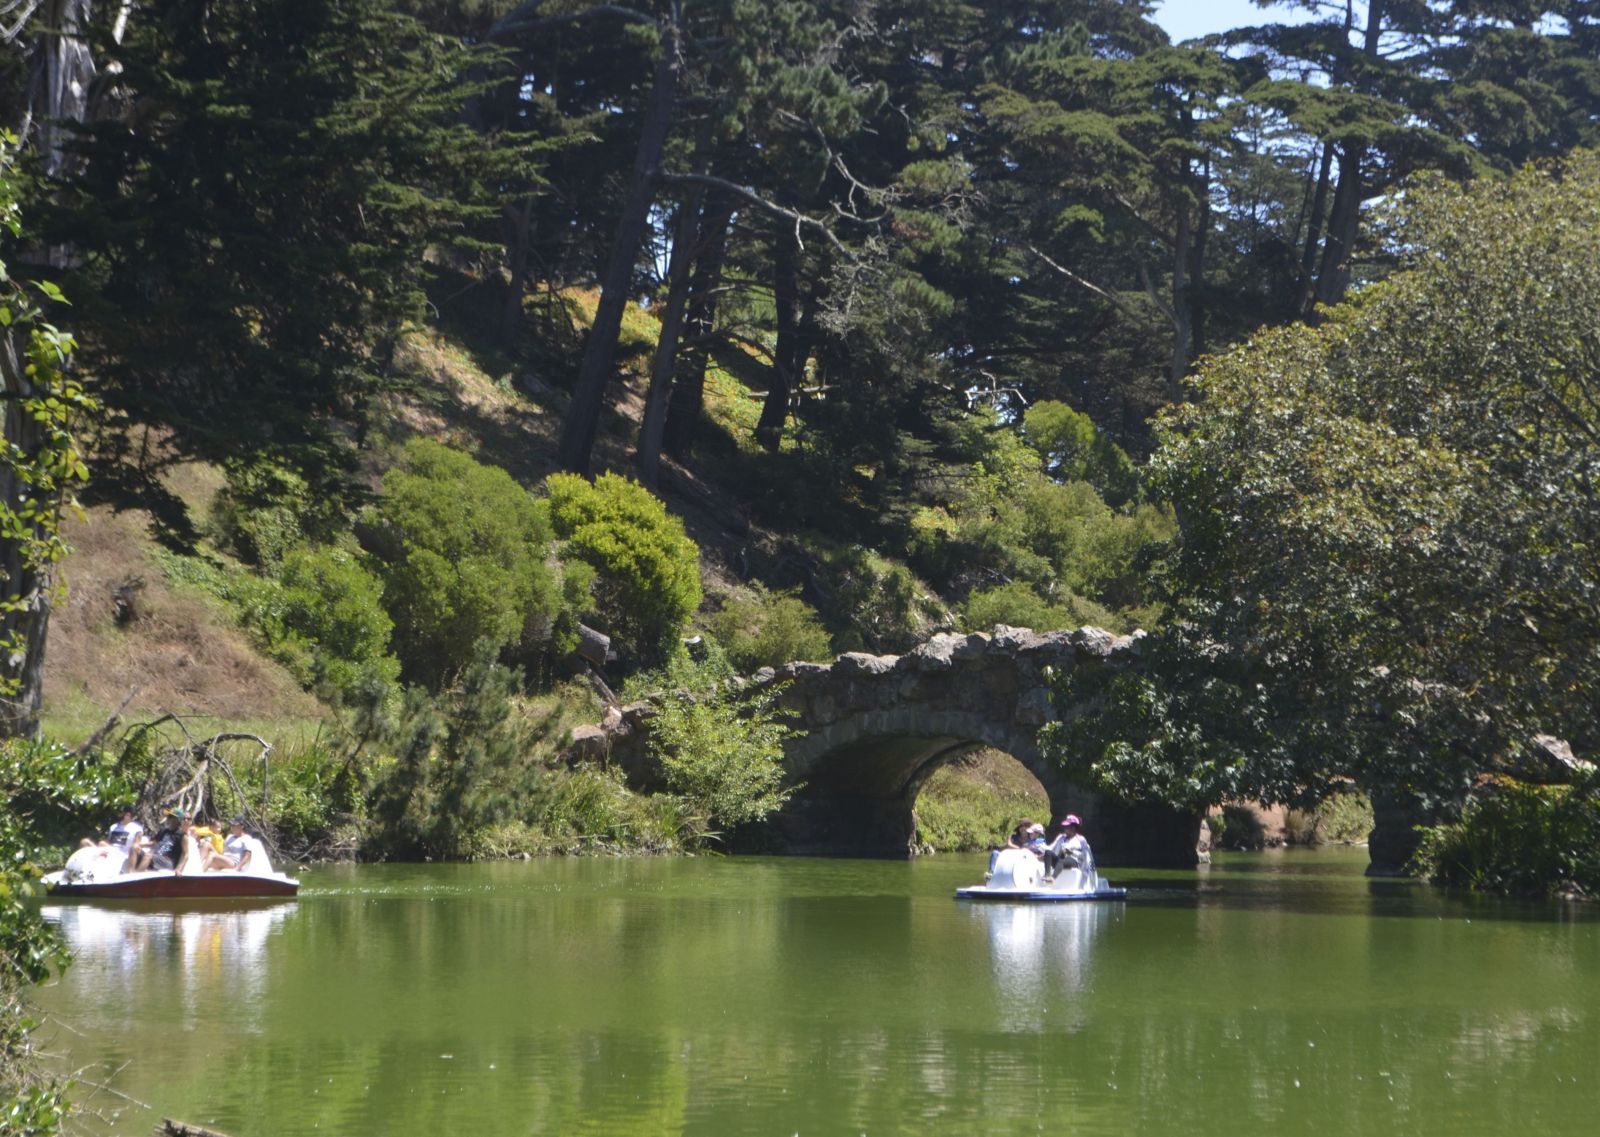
[43,506,321,744]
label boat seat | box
[990,847,1043,889]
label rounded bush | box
[369,440,560,684]
[545,472,701,667]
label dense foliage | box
[701,582,834,672]
[647,674,796,837]
[1412,774,1600,898]
[1048,156,1600,817]
[368,648,545,860]
[0,737,128,1135]
[52,0,544,526]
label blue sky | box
[1153,0,1316,42]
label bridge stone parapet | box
[564,626,1199,866]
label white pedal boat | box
[42,866,300,899]
[955,847,1127,902]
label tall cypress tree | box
[54,0,546,519]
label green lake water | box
[32,848,1600,1136]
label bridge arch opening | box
[769,708,1202,865]
[771,708,1088,858]
[909,748,1050,855]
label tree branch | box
[1026,244,1143,321]
[658,172,854,259]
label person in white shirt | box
[107,806,144,872]
[1044,814,1095,881]
[220,817,273,875]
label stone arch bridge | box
[567,626,1201,866]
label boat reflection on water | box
[42,902,297,1024]
[966,901,1119,1031]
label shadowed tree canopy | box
[50,0,549,527]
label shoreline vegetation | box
[5,2,1600,1129]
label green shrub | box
[368,440,565,685]
[545,472,702,668]
[1314,790,1375,845]
[820,544,949,654]
[1411,773,1600,897]
[702,582,833,672]
[903,411,1171,630]
[275,546,401,700]
[2,734,124,1133]
[1022,400,1140,507]
[914,754,1049,852]
[366,648,543,860]
[210,459,340,566]
[649,682,797,840]
[962,580,1120,634]
[528,765,685,854]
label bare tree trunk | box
[1294,140,1334,315]
[1312,142,1361,311]
[756,228,802,452]
[1311,0,1384,313]
[556,11,681,475]
[663,195,732,461]
[500,196,535,348]
[1187,159,1211,368]
[1166,205,1193,401]
[636,187,705,487]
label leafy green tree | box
[962,580,1118,635]
[274,546,401,704]
[1022,400,1139,506]
[545,472,701,667]
[1411,771,1600,898]
[1051,154,1600,819]
[0,136,94,737]
[366,440,565,685]
[906,410,1172,627]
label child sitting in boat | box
[986,820,1047,880]
[131,808,187,872]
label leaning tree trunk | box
[662,195,732,462]
[0,331,62,738]
[1311,142,1362,311]
[636,188,705,488]
[556,13,682,475]
[499,196,536,349]
[1165,205,1194,402]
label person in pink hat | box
[1043,814,1095,882]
